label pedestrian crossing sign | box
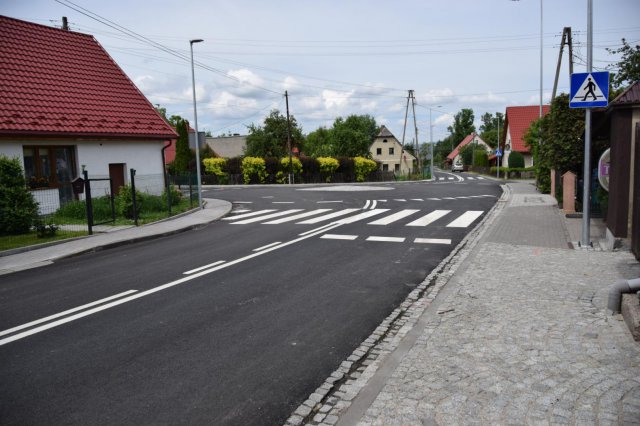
[569,71,609,108]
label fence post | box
[83,169,93,235]
[130,168,138,226]
[189,173,194,209]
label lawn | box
[0,230,88,252]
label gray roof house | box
[205,135,247,158]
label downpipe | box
[608,278,640,314]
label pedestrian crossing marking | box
[467,177,475,180]
[263,209,332,224]
[336,209,390,224]
[223,209,276,220]
[224,207,486,229]
[297,208,360,224]
[230,209,304,224]
[368,209,420,225]
[406,210,451,227]
[446,210,483,227]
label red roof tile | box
[0,15,177,139]
[611,81,640,106]
[446,133,476,161]
[502,105,549,153]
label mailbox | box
[72,176,85,194]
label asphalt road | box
[0,171,501,425]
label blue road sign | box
[495,149,502,157]
[569,71,609,108]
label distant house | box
[0,16,177,213]
[446,133,491,166]
[205,134,247,158]
[369,126,416,175]
[500,105,550,168]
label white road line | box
[406,210,451,227]
[0,222,344,346]
[297,208,360,224]
[443,197,455,200]
[272,201,294,204]
[447,210,484,227]
[368,209,420,225]
[410,198,424,201]
[363,200,371,209]
[438,177,444,181]
[253,242,282,252]
[299,222,337,236]
[456,196,471,199]
[233,201,253,204]
[223,209,276,221]
[231,209,304,224]
[317,200,343,204]
[263,209,332,224]
[0,290,138,339]
[262,196,274,199]
[427,198,441,201]
[366,236,405,243]
[321,234,358,240]
[414,238,451,245]
[448,177,454,180]
[476,177,485,180]
[231,209,251,214]
[467,177,475,180]
[336,209,390,224]
[394,199,407,202]
[183,261,226,275]
[370,200,378,209]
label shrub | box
[0,155,38,235]
[203,158,228,184]
[473,150,489,167]
[226,157,243,175]
[317,157,339,174]
[353,157,378,182]
[336,157,355,181]
[162,185,183,207]
[300,157,320,174]
[277,157,303,184]
[241,157,267,184]
[116,184,142,219]
[508,151,525,168]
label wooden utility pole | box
[285,91,293,184]
[552,27,574,101]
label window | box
[389,147,395,155]
[394,164,400,172]
[383,139,388,143]
[376,148,382,155]
[382,164,388,171]
[23,146,77,190]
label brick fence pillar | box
[562,171,576,213]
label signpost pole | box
[581,0,593,247]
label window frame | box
[23,145,77,189]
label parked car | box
[452,162,464,172]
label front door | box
[109,163,126,196]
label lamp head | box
[190,39,204,44]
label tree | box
[245,109,303,158]
[154,104,185,128]
[330,114,378,157]
[0,155,38,235]
[173,117,193,173]
[447,108,476,146]
[305,127,333,157]
[607,38,640,91]
[478,112,504,148]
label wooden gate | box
[632,123,640,260]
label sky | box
[3,0,640,143]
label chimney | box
[62,16,69,31]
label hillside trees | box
[245,109,303,158]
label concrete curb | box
[284,185,511,426]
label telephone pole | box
[401,90,419,174]
[285,90,293,184]
[552,27,574,101]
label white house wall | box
[0,139,165,196]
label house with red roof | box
[369,126,416,175]
[500,105,550,168]
[446,132,491,167]
[0,15,177,213]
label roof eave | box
[0,130,178,140]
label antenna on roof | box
[62,16,69,31]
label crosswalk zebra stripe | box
[406,210,451,227]
[223,209,276,221]
[427,198,440,201]
[231,209,304,224]
[446,210,483,227]
[263,209,332,224]
[466,177,475,180]
[368,209,420,225]
[297,208,361,224]
[476,177,485,180]
[336,209,390,224]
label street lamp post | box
[190,38,204,209]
